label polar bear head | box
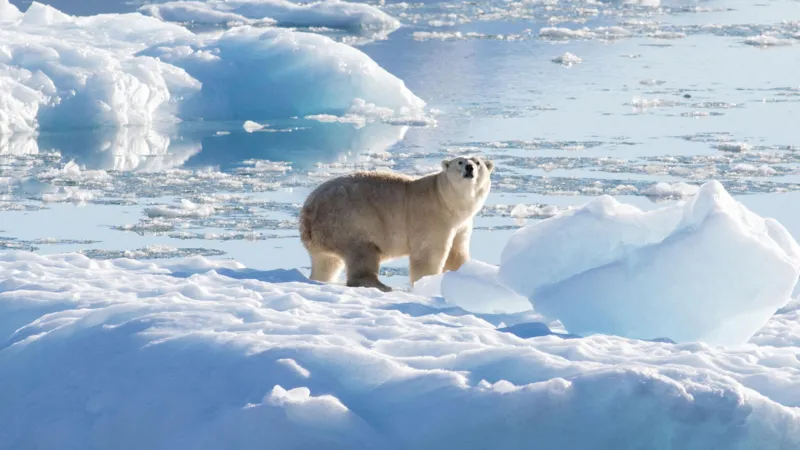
[439,156,494,213]
[441,155,494,186]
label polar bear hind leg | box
[310,252,344,282]
[345,243,392,292]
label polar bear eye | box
[458,161,463,165]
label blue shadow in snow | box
[386,303,676,343]
[169,267,320,285]
[497,322,581,340]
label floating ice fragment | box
[306,98,435,128]
[641,181,699,199]
[243,121,267,133]
[40,186,96,204]
[744,35,793,47]
[551,52,582,66]
[716,142,752,152]
[144,199,216,218]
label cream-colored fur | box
[299,156,494,292]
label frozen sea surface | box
[3,0,800,447]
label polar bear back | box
[300,171,421,259]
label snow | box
[6,0,800,445]
[413,260,531,314]
[140,0,401,36]
[0,1,423,134]
[3,250,800,448]
[498,181,800,345]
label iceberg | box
[498,181,800,345]
[141,26,424,121]
[0,1,423,135]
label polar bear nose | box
[465,163,474,173]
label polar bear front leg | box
[409,240,452,286]
[444,223,471,272]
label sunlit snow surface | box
[2,251,800,449]
[3,0,800,446]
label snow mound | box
[413,260,531,314]
[3,251,800,448]
[498,181,800,345]
[140,0,401,36]
[0,1,423,134]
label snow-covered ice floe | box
[3,250,800,448]
[140,0,401,37]
[0,0,423,134]
[499,181,800,345]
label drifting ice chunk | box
[243,120,267,133]
[413,260,531,314]
[551,52,582,66]
[140,0,401,36]
[498,181,800,345]
[642,181,700,199]
[145,199,216,218]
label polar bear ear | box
[484,160,495,172]
[441,159,450,171]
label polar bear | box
[299,156,494,292]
